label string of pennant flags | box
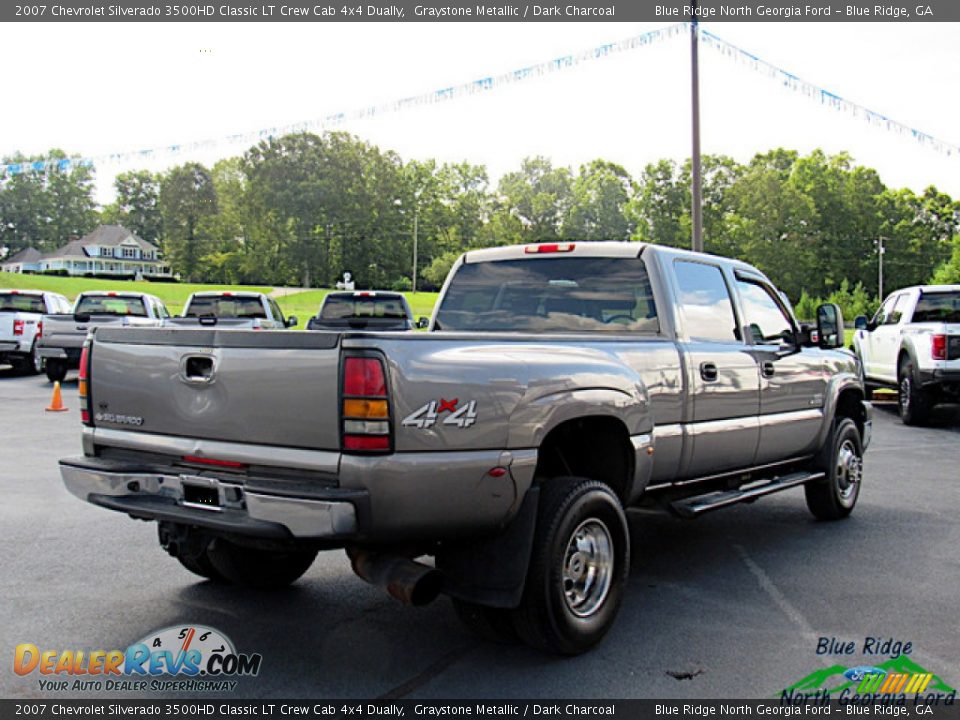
[2,21,957,179]
[698,28,960,158]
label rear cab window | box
[321,295,409,320]
[75,295,148,317]
[913,291,960,323]
[0,293,46,313]
[435,256,658,333]
[185,295,267,319]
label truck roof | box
[462,241,762,276]
[464,242,646,263]
[0,288,45,296]
[188,291,267,298]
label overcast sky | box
[3,21,959,203]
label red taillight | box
[343,435,390,451]
[181,455,247,469]
[932,334,947,361]
[344,357,387,396]
[36,320,42,339]
[78,344,92,425]
[107,292,117,297]
[13,319,24,336]
[525,243,576,254]
[342,356,390,453]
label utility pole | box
[412,202,419,294]
[877,236,886,299]
[690,4,704,253]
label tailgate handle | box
[181,355,215,384]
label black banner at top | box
[3,0,959,22]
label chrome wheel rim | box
[32,344,42,373]
[562,518,613,618]
[899,376,911,414]
[836,439,862,506]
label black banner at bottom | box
[2,700,959,720]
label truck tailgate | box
[90,328,342,451]
[0,314,13,341]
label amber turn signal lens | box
[343,398,389,418]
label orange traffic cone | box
[46,381,69,412]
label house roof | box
[1,247,42,265]
[42,240,90,260]
[78,225,158,252]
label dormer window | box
[122,247,137,259]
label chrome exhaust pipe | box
[347,548,442,607]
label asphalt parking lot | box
[2,367,959,700]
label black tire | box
[45,360,67,383]
[452,598,520,645]
[510,477,629,655]
[805,417,863,521]
[29,341,43,375]
[898,358,931,426]
[206,538,317,589]
[158,524,225,582]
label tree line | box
[2,135,959,309]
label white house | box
[0,226,172,278]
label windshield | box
[75,295,147,317]
[0,293,45,313]
[320,295,408,320]
[913,292,960,324]
[185,295,266,319]
[435,255,658,333]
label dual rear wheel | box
[454,477,630,655]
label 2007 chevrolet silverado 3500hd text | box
[60,242,872,655]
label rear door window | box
[673,261,739,343]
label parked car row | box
[1,288,429,381]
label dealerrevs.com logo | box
[14,625,262,693]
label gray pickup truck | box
[167,291,296,329]
[59,242,871,655]
[39,291,170,382]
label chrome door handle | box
[761,361,775,378]
[700,362,718,382]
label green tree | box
[498,156,572,243]
[159,162,217,282]
[562,159,635,241]
[103,170,162,244]
[0,150,96,253]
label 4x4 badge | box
[402,399,477,429]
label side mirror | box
[416,317,430,329]
[854,315,868,331]
[816,303,844,349]
[286,315,298,328]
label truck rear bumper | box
[0,341,22,353]
[60,457,361,540]
[38,346,81,363]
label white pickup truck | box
[852,284,960,424]
[0,289,72,374]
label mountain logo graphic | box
[782,655,956,696]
